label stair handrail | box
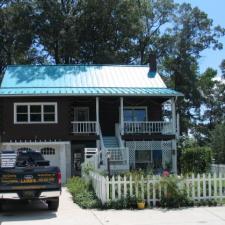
[98,125,106,150]
[98,125,108,168]
[115,123,125,148]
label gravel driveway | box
[1,188,225,225]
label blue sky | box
[174,0,225,75]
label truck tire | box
[0,200,5,211]
[47,198,59,211]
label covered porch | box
[71,96,179,137]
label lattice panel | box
[162,149,172,167]
[125,142,135,167]
[126,140,174,168]
[135,141,148,150]
[150,141,161,150]
[162,141,173,151]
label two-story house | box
[0,62,183,182]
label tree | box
[211,123,225,163]
[34,0,143,64]
[220,59,225,78]
[134,0,175,64]
[71,0,142,64]
[33,0,80,64]
[0,1,38,75]
[163,3,225,134]
[191,65,225,144]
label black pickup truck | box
[0,150,61,211]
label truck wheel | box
[0,200,4,211]
[47,198,59,211]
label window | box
[17,147,33,152]
[124,107,147,121]
[135,150,152,163]
[14,103,57,124]
[16,105,28,122]
[30,105,41,122]
[41,147,55,155]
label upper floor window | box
[14,103,57,124]
[124,107,147,121]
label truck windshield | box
[16,152,44,167]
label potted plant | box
[136,195,145,209]
[133,170,146,209]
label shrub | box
[180,146,212,174]
[160,175,192,208]
[103,196,137,209]
[67,176,101,208]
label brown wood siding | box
[99,97,120,136]
[0,96,168,142]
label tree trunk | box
[54,41,60,64]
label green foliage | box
[82,163,94,176]
[180,146,212,174]
[103,195,137,210]
[160,176,191,208]
[192,68,225,144]
[67,176,101,208]
[163,3,225,134]
[211,123,225,163]
[0,1,37,74]
[220,59,225,78]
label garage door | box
[40,147,60,167]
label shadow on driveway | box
[0,200,57,222]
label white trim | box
[14,102,58,124]
[0,92,183,98]
[120,97,124,135]
[2,141,70,146]
[96,97,99,135]
[171,98,176,134]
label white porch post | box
[60,144,67,183]
[171,98,176,134]
[176,113,180,139]
[120,97,124,135]
[171,98,178,174]
[172,140,177,174]
[96,97,99,135]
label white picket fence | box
[211,164,225,175]
[89,172,225,206]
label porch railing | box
[105,147,129,163]
[71,121,98,134]
[123,121,174,134]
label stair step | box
[103,136,119,148]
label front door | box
[74,107,89,121]
[71,145,85,176]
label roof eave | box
[0,93,184,97]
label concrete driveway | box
[1,188,225,225]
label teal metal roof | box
[0,87,182,96]
[0,65,183,97]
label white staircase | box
[83,125,130,175]
[100,127,129,173]
[103,136,119,148]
